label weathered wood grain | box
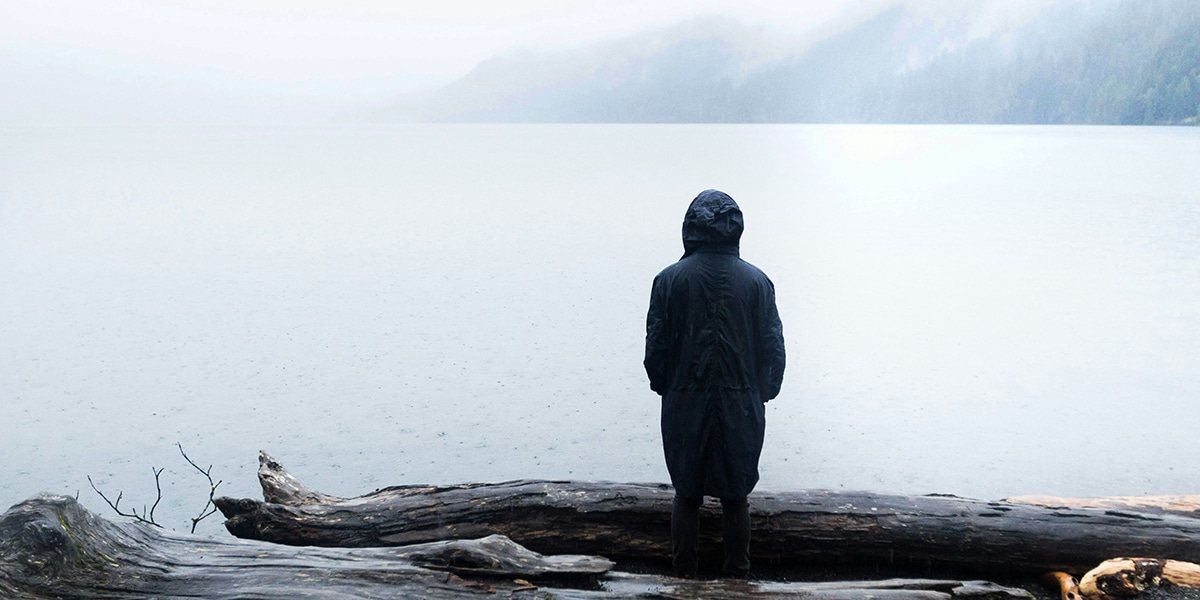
[0,493,611,599]
[1078,558,1200,600]
[0,494,1032,599]
[216,452,1200,575]
[1006,495,1200,518]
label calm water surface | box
[2,124,1198,534]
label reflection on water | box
[1,124,1198,534]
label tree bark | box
[0,494,1030,600]
[215,452,1200,576]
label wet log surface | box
[216,452,1200,576]
[0,494,1033,600]
[1004,495,1200,519]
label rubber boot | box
[720,497,751,578]
[671,495,702,578]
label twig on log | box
[176,442,222,533]
[86,444,222,532]
[86,467,164,529]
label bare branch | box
[178,442,223,533]
[148,467,164,525]
[87,475,162,528]
[87,445,223,532]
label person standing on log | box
[644,189,786,578]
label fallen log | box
[0,494,1032,599]
[0,493,609,599]
[216,452,1200,575]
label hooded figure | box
[644,189,785,578]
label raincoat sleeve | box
[758,278,785,402]
[644,274,671,396]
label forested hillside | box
[368,0,1200,124]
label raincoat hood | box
[647,189,785,501]
[681,189,743,258]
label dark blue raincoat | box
[644,190,786,501]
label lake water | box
[2,124,1198,535]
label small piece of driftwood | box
[1079,558,1200,600]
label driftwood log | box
[216,452,1200,576]
[1045,558,1200,600]
[0,494,1032,599]
[1079,558,1200,600]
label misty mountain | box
[364,0,1200,125]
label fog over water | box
[2,124,1198,534]
[1,0,1075,124]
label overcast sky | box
[1,0,1067,123]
